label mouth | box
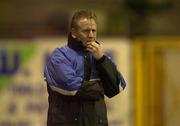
[87,39,95,42]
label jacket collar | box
[67,33,84,51]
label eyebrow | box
[83,28,96,30]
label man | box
[44,10,126,126]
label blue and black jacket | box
[44,34,126,126]
[44,34,126,98]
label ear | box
[71,28,77,38]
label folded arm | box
[44,49,104,100]
[96,55,126,98]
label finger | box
[88,42,99,50]
[86,45,97,53]
[86,47,93,53]
[87,41,98,46]
[92,41,100,46]
[86,45,95,52]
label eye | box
[82,29,96,34]
[81,29,89,33]
[92,29,96,32]
[84,30,90,33]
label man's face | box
[72,18,97,47]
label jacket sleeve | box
[44,49,104,100]
[96,55,126,98]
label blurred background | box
[0,0,180,126]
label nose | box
[88,30,94,37]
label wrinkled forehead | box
[77,18,97,28]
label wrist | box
[96,55,106,64]
[95,54,103,60]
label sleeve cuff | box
[96,55,106,64]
